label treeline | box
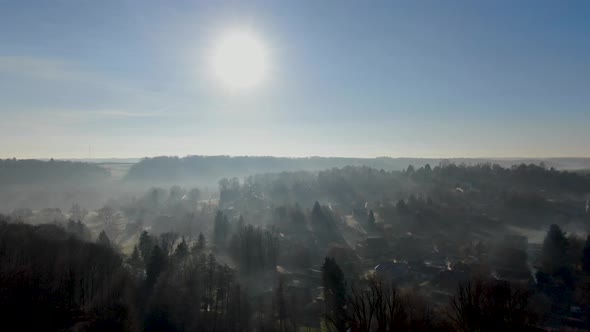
[219,163,590,212]
[411,162,590,195]
[125,156,588,185]
[123,156,427,184]
[1,157,588,189]
[0,158,110,185]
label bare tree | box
[69,203,88,222]
[346,277,408,332]
[447,279,535,332]
[347,282,375,331]
[96,206,124,243]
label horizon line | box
[4,155,590,161]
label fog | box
[2,1,590,330]
[3,156,590,211]
[1,157,590,331]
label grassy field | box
[96,162,135,180]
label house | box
[360,236,389,259]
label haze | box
[1,0,589,159]
[2,2,590,332]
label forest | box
[1,160,590,331]
[123,156,590,185]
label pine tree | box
[97,230,111,247]
[322,257,346,331]
[542,224,568,272]
[214,211,230,247]
[146,244,167,287]
[311,201,323,223]
[582,235,590,273]
[194,232,207,252]
[175,237,189,258]
[128,245,143,268]
[139,230,154,262]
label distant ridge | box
[123,155,590,185]
[2,156,588,187]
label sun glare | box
[210,29,269,91]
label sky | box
[0,0,589,159]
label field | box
[95,162,135,180]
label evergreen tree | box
[128,245,143,268]
[66,219,91,241]
[542,224,568,272]
[396,199,408,214]
[322,257,347,331]
[175,237,189,258]
[311,201,332,232]
[138,230,154,262]
[311,201,323,225]
[159,232,178,256]
[194,232,207,252]
[146,244,167,287]
[229,224,279,274]
[205,253,217,310]
[97,230,111,247]
[213,211,230,248]
[583,235,590,273]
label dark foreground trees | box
[448,279,537,332]
[0,221,135,331]
[3,212,582,331]
[321,257,540,332]
[0,220,250,332]
[346,277,439,332]
[322,257,347,331]
[341,278,538,332]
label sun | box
[210,29,269,91]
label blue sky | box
[0,0,588,158]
